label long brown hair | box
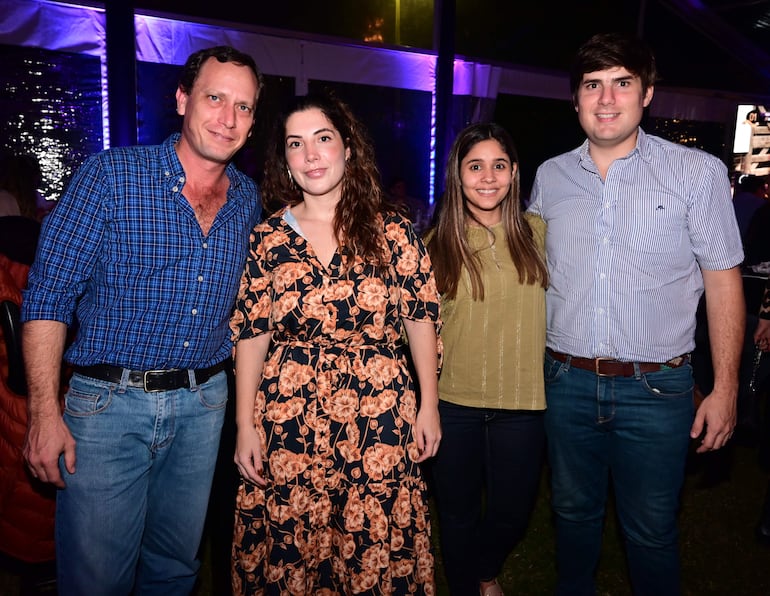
[428,122,548,300]
[261,93,389,268]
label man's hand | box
[690,387,736,453]
[22,319,72,487]
[24,414,76,488]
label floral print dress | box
[230,209,441,595]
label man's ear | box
[643,85,654,108]
[175,87,187,115]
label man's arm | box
[22,319,75,487]
[690,266,744,452]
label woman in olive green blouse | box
[427,123,549,596]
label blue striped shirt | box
[529,128,743,362]
[22,134,261,369]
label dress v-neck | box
[283,207,339,272]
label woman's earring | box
[287,169,293,184]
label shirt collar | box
[159,133,245,192]
[161,133,184,178]
[635,127,653,162]
[577,126,651,170]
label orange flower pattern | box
[231,210,441,595]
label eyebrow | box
[465,157,510,164]
[286,127,337,141]
[202,88,256,109]
[583,75,635,85]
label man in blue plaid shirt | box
[21,46,263,595]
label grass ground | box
[3,442,769,595]
[197,440,770,595]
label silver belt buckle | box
[143,369,168,392]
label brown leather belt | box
[546,349,689,377]
[73,359,230,392]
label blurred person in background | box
[732,174,768,241]
[0,152,44,265]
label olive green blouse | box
[437,214,546,410]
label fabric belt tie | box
[73,359,230,392]
[546,349,689,377]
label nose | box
[304,145,319,162]
[598,85,615,105]
[481,167,495,182]
[219,104,236,129]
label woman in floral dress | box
[230,93,442,595]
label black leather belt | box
[547,349,689,377]
[73,359,230,392]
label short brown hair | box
[178,46,263,95]
[570,33,657,103]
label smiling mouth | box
[211,130,235,142]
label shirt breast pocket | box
[614,202,685,256]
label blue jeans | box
[56,369,228,595]
[431,400,545,594]
[544,352,694,596]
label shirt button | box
[198,275,204,282]
[602,237,609,244]
[172,186,179,192]
[179,176,185,183]
[164,170,170,177]
[598,308,605,315]
[202,242,208,249]
[600,273,606,280]
[183,341,190,348]
[191,308,198,315]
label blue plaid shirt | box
[22,134,261,369]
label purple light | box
[5,2,444,197]
[429,90,437,206]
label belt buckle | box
[594,357,615,377]
[665,354,687,368]
[143,369,168,393]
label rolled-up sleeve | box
[22,154,107,325]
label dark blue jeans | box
[544,352,694,596]
[431,400,545,595]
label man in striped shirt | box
[529,33,744,595]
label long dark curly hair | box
[261,92,391,268]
